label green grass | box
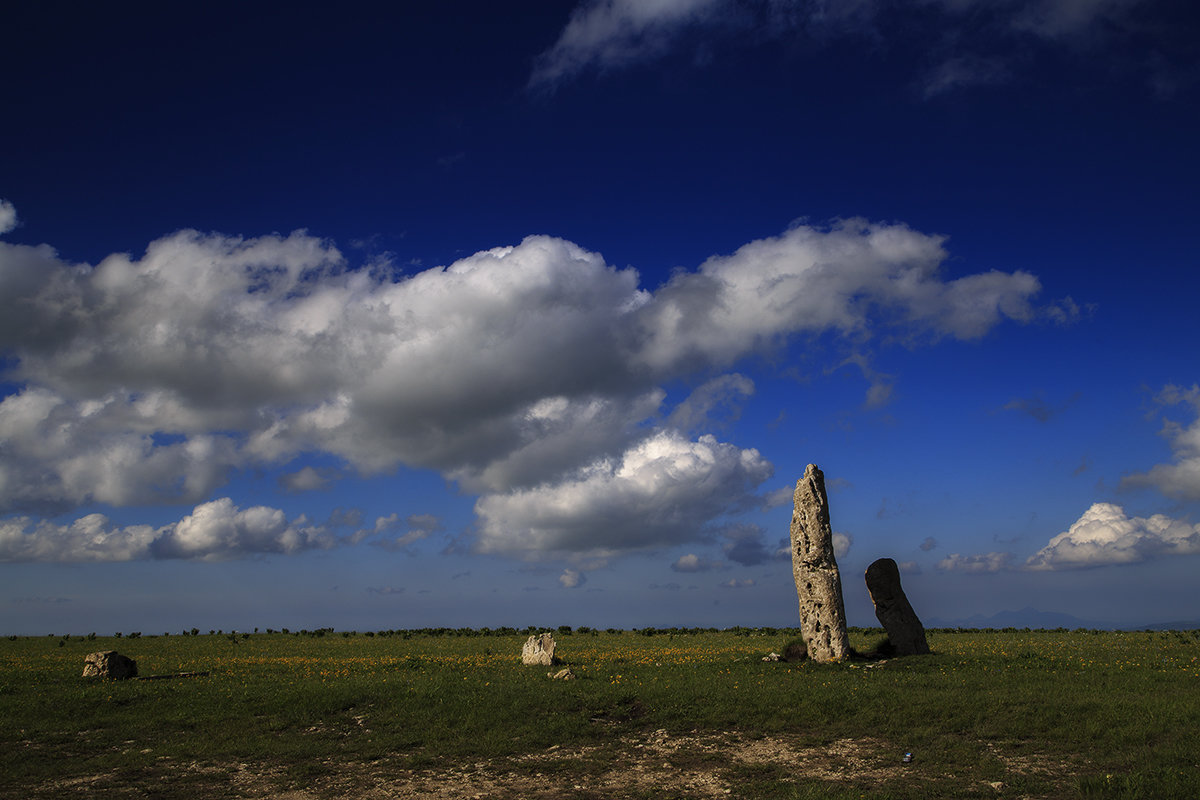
[1,628,1198,798]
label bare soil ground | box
[35,729,1081,799]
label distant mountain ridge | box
[925,606,1200,631]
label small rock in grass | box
[82,651,138,679]
[548,668,575,680]
[522,632,557,666]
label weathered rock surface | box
[522,633,557,666]
[864,557,930,655]
[789,464,850,662]
[548,668,575,680]
[82,650,138,679]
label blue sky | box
[2,1,1199,635]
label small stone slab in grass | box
[82,651,138,679]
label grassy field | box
[1,627,1198,799]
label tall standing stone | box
[790,464,850,662]
[864,557,929,655]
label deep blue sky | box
[2,1,1199,634]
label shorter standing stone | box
[82,651,138,679]
[521,633,557,666]
[864,558,930,655]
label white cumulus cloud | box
[0,388,241,513]
[633,219,1039,372]
[0,213,1044,514]
[1025,502,1200,570]
[832,531,853,559]
[559,568,587,588]
[474,430,773,562]
[0,202,1053,561]
[0,498,357,563]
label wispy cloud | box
[671,553,724,573]
[667,373,754,434]
[1002,391,1079,422]
[833,353,895,409]
[761,486,794,510]
[718,577,756,589]
[720,523,789,567]
[1121,384,1200,501]
[369,513,444,553]
[278,466,338,493]
[937,551,1014,573]
[532,0,1160,94]
[530,0,724,89]
[921,55,1010,98]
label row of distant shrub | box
[19,625,814,641]
[9,624,1199,643]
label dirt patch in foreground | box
[35,730,1080,799]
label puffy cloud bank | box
[0,202,1048,561]
[474,431,773,562]
[937,502,1200,573]
[0,498,377,563]
[1026,503,1200,570]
